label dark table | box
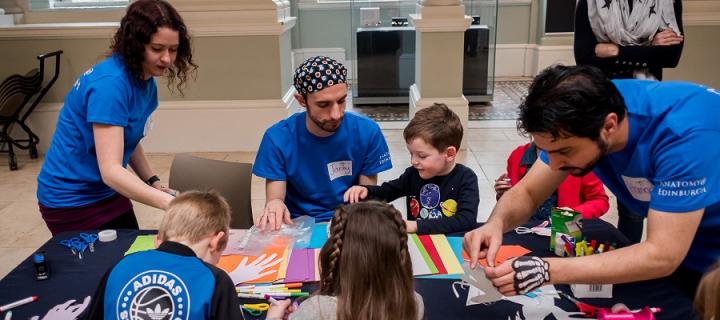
[0,221,695,319]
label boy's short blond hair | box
[403,103,463,151]
[159,191,231,249]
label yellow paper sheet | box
[430,234,463,275]
[276,246,292,281]
[314,248,320,281]
[124,235,157,256]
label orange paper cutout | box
[217,236,290,283]
[462,245,531,267]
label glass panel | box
[350,0,416,104]
[464,0,498,102]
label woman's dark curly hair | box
[111,0,197,95]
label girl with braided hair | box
[267,201,424,320]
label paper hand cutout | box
[462,263,504,304]
[228,253,283,285]
[30,296,91,320]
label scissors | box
[59,237,88,259]
[242,303,269,317]
[79,233,98,252]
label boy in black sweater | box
[344,103,480,234]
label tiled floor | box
[351,79,533,121]
[0,127,620,279]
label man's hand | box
[463,222,504,269]
[256,199,292,231]
[485,256,550,296]
[405,220,417,233]
[343,186,368,203]
[494,173,512,198]
[652,29,683,46]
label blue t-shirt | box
[37,55,158,208]
[541,80,720,272]
[253,111,392,221]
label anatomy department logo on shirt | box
[116,270,190,320]
[327,161,352,181]
[621,176,654,202]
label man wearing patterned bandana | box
[463,65,720,299]
[252,56,393,231]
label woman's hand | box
[652,29,683,46]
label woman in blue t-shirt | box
[36,0,197,235]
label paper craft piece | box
[418,236,465,280]
[408,235,433,276]
[225,253,283,285]
[124,235,156,255]
[314,248,321,281]
[431,235,463,275]
[276,246,292,280]
[418,235,447,274]
[308,223,328,249]
[460,245,531,267]
[284,249,315,283]
[504,285,584,319]
[462,263,503,304]
[218,237,289,284]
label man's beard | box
[308,111,342,133]
[561,139,608,177]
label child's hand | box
[266,298,293,319]
[343,186,368,203]
[494,173,512,198]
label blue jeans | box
[617,201,644,244]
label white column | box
[410,0,471,148]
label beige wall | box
[665,25,720,89]
[0,34,290,103]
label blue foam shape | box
[308,223,328,249]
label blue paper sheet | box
[308,223,328,249]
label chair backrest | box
[168,153,254,229]
[0,69,41,119]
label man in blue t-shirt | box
[253,56,392,230]
[463,65,720,298]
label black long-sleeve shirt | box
[365,164,480,234]
[574,0,684,80]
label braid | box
[323,207,347,293]
[385,205,409,266]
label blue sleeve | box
[650,131,720,213]
[252,130,287,181]
[360,124,392,176]
[86,76,131,127]
[540,150,549,164]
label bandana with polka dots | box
[294,56,347,96]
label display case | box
[350,0,498,105]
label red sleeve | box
[572,173,610,219]
[500,144,529,200]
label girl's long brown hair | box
[111,0,197,94]
[319,201,418,320]
[695,261,720,320]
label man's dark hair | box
[518,65,626,141]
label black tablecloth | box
[0,220,695,319]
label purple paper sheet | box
[284,249,315,283]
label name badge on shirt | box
[621,175,654,202]
[327,161,352,181]
[143,115,155,137]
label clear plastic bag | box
[223,216,315,256]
